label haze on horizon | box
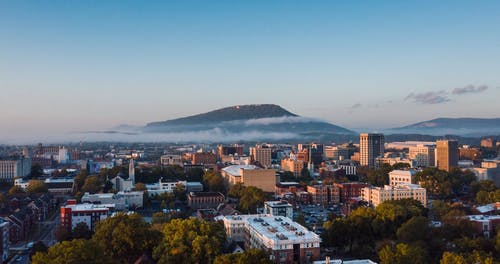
[1,1,500,143]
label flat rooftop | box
[222,165,259,176]
[246,215,320,243]
[63,203,112,212]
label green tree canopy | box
[92,213,162,263]
[396,216,429,243]
[8,185,25,196]
[379,243,428,264]
[203,172,226,193]
[81,175,102,194]
[214,249,273,264]
[72,222,92,240]
[31,239,117,264]
[26,180,48,194]
[153,218,226,264]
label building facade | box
[221,165,277,192]
[0,157,31,181]
[187,192,225,209]
[361,184,427,207]
[222,215,321,264]
[60,201,111,232]
[388,170,416,186]
[409,144,436,167]
[359,133,385,168]
[264,201,293,219]
[250,145,272,168]
[436,140,459,172]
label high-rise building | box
[436,140,459,172]
[128,159,135,184]
[409,144,436,167]
[250,145,272,168]
[359,133,385,168]
[0,157,31,181]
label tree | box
[31,239,117,264]
[30,164,43,178]
[214,249,273,264]
[133,182,147,191]
[203,172,226,193]
[81,176,102,194]
[55,226,72,242]
[73,170,88,194]
[29,241,48,260]
[72,222,92,240]
[153,218,226,264]
[430,200,451,221]
[238,186,266,213]
[8,185,25,195]
[440,252,467,264]
[173,183,186,201]
[396,216,429,243]
[26,180,48,194]
[379,243,428,264]
[0,193,7,208]
[92,213,162,263]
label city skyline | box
[1,1,500,142]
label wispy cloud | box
[350,103,362,109]
[405,90,450,104]
[452,85,488,95]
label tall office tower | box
[128,159,135,184]
[409,144,436,167]
[249,145,272,168]
[360,133,385,168]
[436,140,459,172]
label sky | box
[1,1,500,142]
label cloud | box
[452,85,488,95]
[350,103,362,109]
[241,116,319,126]
[405,90,450,104]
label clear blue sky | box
[1,0,499,140]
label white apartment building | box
[361,183,427,207]
[145,179,187,196]
[389,170,416,186]
[222,214,321,263]
[81,191,144,210]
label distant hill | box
[142,104,354,136]
[147,104,297,127]
[391,117,500,136]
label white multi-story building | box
[145,179,187,196]
[58,147,69,164]
[389,170,416,186]
[60,201,112,231]
[264,201,293,219]
[160,155,183,166]
[222,214,321,263]
[409,144,436,167]
[361,183,427,207]
[81,191,144,210]
[0,157,31,181]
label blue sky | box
[1,0,499,140]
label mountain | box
[391,117,500,136]
[147,104,297,127]
[141,104,354,138]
